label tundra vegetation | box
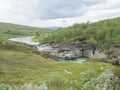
[0,17,120,90]
[39,17,120,49]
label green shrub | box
[82,72,120,90]
[47,76,77,90]
[112,66,120,77]
[0,82,48,90]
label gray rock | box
[83,50,94,57]
[38,41,100,60]
[108,44,120,65]
[112,59,120,65]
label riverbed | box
[9,36,88,62]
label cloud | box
[0,0,120,27]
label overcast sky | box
[0,0,120,27]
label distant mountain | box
[46,27,60,30]
[0,22,50,31]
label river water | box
[9,36,88,62]
[9,36,39,45]
[59,57,88,62]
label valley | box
[0,18,120,90]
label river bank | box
[9,36,101,62]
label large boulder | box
[108,44,120,65]
[112,59,120,65]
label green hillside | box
[0,22,51,38]
[0,20,120,90]
[41,17,120,49]
[0,30,114,89]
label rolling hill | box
[41,17,120,49]
[0,19,120,90]
[0,22,51,38]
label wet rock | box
[38,41,100,60]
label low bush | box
[0,82,48,90]
[82,72,120,90]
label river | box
[9,36,39,45]
[9,36,88,62]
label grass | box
[32,36,49,42]
[0,38,114,89]
[0,50,113,85]
[0,50,57,84]
[32,36,42,42]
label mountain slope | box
[41,17,120,49]
[0,22,51,38]
[0,22,48,31]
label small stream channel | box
[9,36,88,62]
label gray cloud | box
[0,0,120,27]
[0,0,102,20]
[32,0,103,20]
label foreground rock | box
[108,44,120,65]
[38,41,100,60]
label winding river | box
[9,36,88,62]
[9,36,39,45]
